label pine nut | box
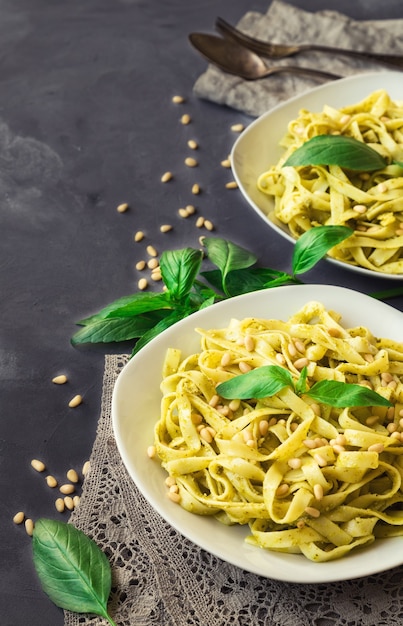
[294,340,306,353]
[64,496,74,510]
[313,484,324,500]
[136,260,146,271]
[191,413,203,425]
[82,460,90,476]
[169,484,179,494]
[67,469,79,483]
[353,204,367,214]
[196,216,205,228]
[229,399,241,412]
[31,459,46,472]
[185,204,196,215]
[231,123,244,132]
[387,423,398,433]
[146,445,156,459]
[258,420,269,436]
[146,245,158,257]
[55,497,65,513]
[25,519,34,536]
[220,351,232,367]
[138,278,148,291]
[275,483,289,497]
[178,208,189,218]
[187,139,198,150]
[225,181,238,189]
[165,476,176,487]
[366,415,379,426]
[335,434,346,446]
[314,453,327,467]
[147,258,159,270]
[288,457,302,470]
[60,483,75,495]
[52,374,68,384]
[185,157,198,167]
[161,171,173,183]
[276,353,286,365]
[310,403,321,416]
[168,491,181,503]
[377,182,387,193]
[239,361,251,373]
[332,444,345,454]
[180,113,191,125]
[340,114,351,125]
[381,372,393,383]
[68,394,83,408]
[46,475,58,488]
[151,270,162,282]
[116,202,129,213]
[244,335,255,352]
[221,159,231,168]
[243,429,253,443]
[134,230,144,242]
[13,511,25,525]
[368,443,384,453]
[327,327,340,337]
[200,427,213,443]
[246,439,256,448]
[293,357,309,370]
[73,495,80,508]
[191,183,201,195]
[172,95,185,104]
[209,394,220,408]
[160,224,172,233]
[304,506,321,518]
[288,341,297,357]
[204,219,214,231]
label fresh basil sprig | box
[72,226,354,355]
[283,135,388,171]
[216,365,392,408]
[32,519,117,625]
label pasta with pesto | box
[152,301,403,562]
[257,90,403,274]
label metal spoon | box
[189,33,341,80]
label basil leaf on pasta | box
[283,135,388,171]
[292,225,353,275]
[217,365,293,399]
[306,380,392,407]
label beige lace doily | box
[65,354,403,626]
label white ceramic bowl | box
[112,284,403,583]
[231,71,403,280]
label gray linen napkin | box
[193,0,403,117]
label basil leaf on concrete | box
[217,365,293,400]
[306,380,392,407]
[71,311,167,344]
[283,135,388,171]
[32,519,117,625]
[292,225,353,275]
[204,237,257,295]
[160,248,203,300]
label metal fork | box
[215,16,403,69]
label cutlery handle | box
[304,45,403,69]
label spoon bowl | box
[189,33,341,80]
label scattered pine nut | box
[82,460,90,476]
[168,490,181,503]
[225,181,238,189]
[73,495,80,508]
[134,230,144,242]
[55,498,65,513]
[64,496,74,510]
[31,459,46,473]
[25,519,34,536]
[191,183,200,195]
[151,270,162,282]
[204,219,214,231]
[221,159,231,168]
[13,511,25,525]
[185,204,196,215]
[180,113,191,125]
[179,207,189,218]
[187,139,198,150]
[231,123,244,132]
[172,95,185,104]
[195,216,205,228]
[147,445,156,458]
[146,245,158,257]
[138,278,148,291]
[161,171,173,183]
[60,483,75,495]
[52,374,68,384]
[68,394,83,408]
[46,475,58,488]
[165,476,177,487]
[147,258,159,270]
[185,157,198,167]
[67,469,79,483]
[160,224,172,233]
[116,202,129,213]
[136,260,146,270]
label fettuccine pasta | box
[257,90,403,274]
[152,301,403,562]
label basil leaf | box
[160,248,202,300]
[204,237,257,295]
[78,292,171,324]
[295,366,308,395]
[370,286,403,301]
[32,519,117,625]
[131,307,191,355]
[283,135,388,171]
[306,380,392,408]
[71,311,167,345]
[292,225,353,275]
[216,365,293,400]
[202,267,294,297]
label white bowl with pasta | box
[112,284,403,583]
[231,71,403,279]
